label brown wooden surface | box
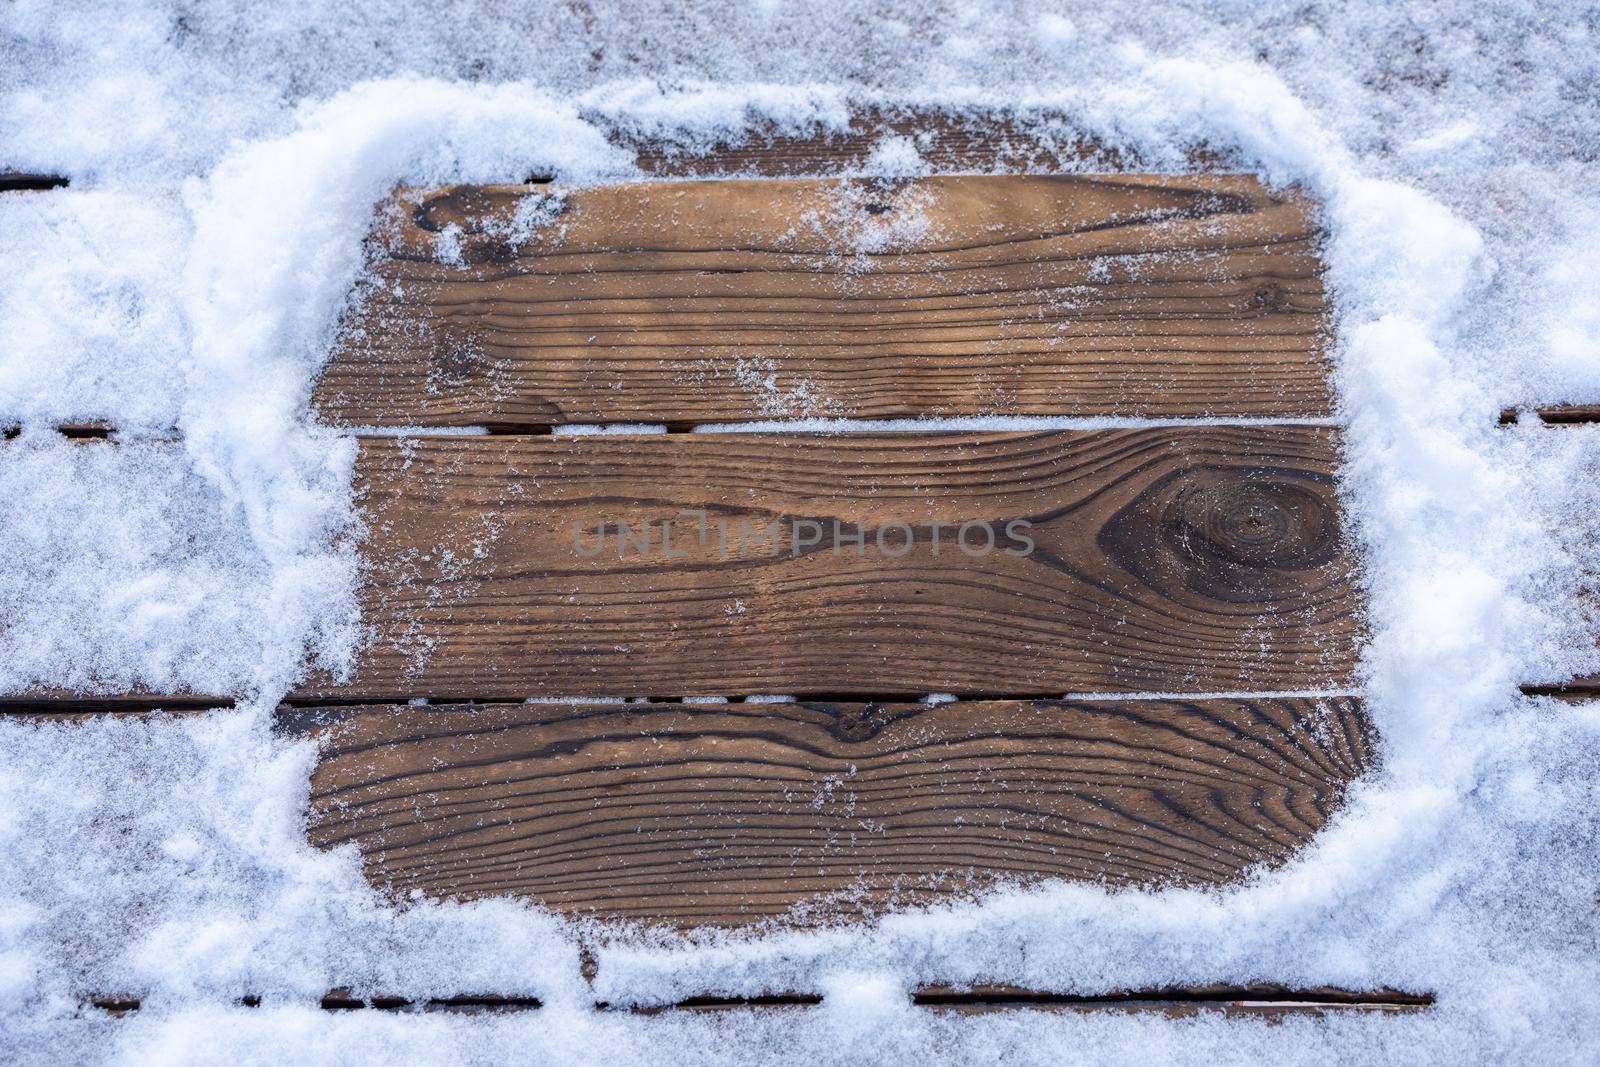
[286,695,1372,926]
[315,175,1329,428]
[291,428,1358,701]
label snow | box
[2,1,1599,1064]
[0,436,355,696]
[0,192,190,433]
[552,424,670,435]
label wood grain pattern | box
[287,695,1372,926]
[291,428,1359,701]
[315,175,1330,428]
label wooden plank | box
[286,695,1372,927]
[315,175,1330,428]
[291,428,1358,700]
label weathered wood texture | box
[290,428,1358,701]
[287,695,1372,926]
[315,175,1330,428]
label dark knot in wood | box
[1252,282,1288,312]
[1100,464,1342,605]
[428,318,485,383]
[412,187,569,264]
[413,187,503,234]
[824,702,887,743]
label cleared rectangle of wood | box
[286,696,1373,927]
[290,428,1359,701]
[315,175,1329,428]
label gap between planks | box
[343,416,1342,437]
[0,171,69,192]
[0,689,1367,714]
[3,423,121,441]
[3,414,1337,447]
[34,686,1600,712]
[1498,405,1600,425]
[78,983,1431,1018]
